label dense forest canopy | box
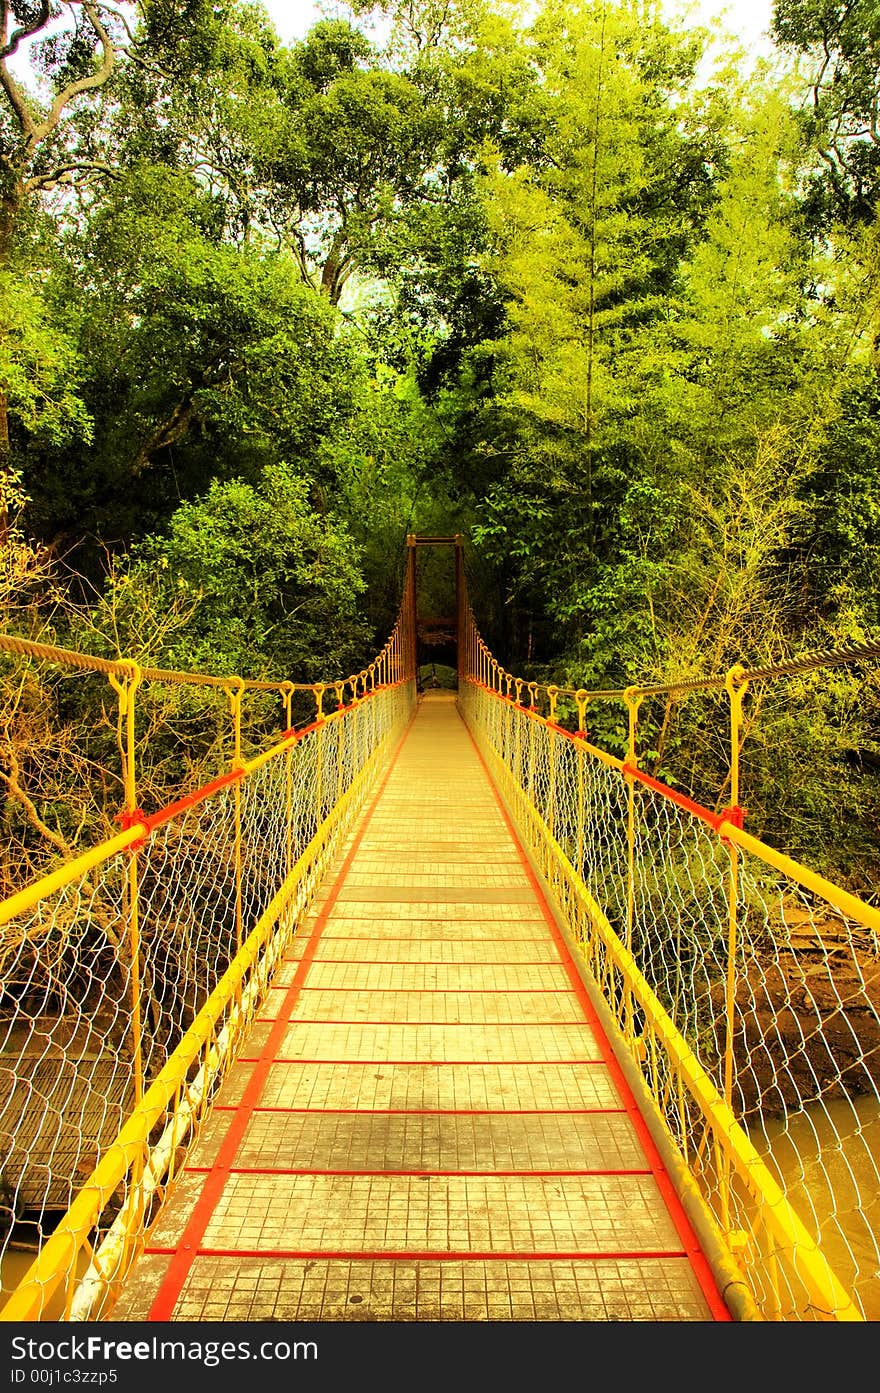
[1,0,880,891]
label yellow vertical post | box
[109,660,144,1107]
[314,683,326,828]
[527,682,538,807]
[226,677,245,953]
[503,671,513,767]
[624,686,644,1049]
[281,681,295,877]
[455,536,465,687]
[335,681,345,804]
[547,685,559,840]
[575,689,589,882]
[405,534,418,682]
[514,679,524,794]
[356,669,368,759]
[350,675,360,780]
[720,663,749,1237]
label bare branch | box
[92,0,136,45]
[0,58,36,142]
[95,1,172,81]
[25,157,119,192]
[131,398,195,476]
[28,1,118,155]
[0,750,72,859]
[0,0,51,62]
[25,158,119,191]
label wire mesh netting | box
[460,677,880,1322]
[0,679,415,1320]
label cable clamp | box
[116,807,147,850]
[718,804,747,844]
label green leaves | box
[133,461,371,681]
[0,267,91,446]
[67,163,358,505]
[477,0,707,458]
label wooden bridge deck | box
[112,692,728,1322]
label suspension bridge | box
[0,536,878,1323]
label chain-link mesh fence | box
[460,675,880,1321]
[0,646,415,1320]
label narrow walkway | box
[113,692,727,1322]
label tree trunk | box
[131,398,195,475]
[0,386,10,548]
[0,183,22,550]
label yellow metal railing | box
[0,574,417,1321]
[459,599,880,1322]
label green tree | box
[662,78,821,463]
[117,9,444,305]
[465,0,717,671]
[0,0,124,531]
[25,163,359,558]
[127,460,372,682]
[773,0,880,225]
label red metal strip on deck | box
[183,1166,654,1178]
[146,714,415,1323]
[288,923,550,929]
[211,1106,626,1116]
[256,1020,592,1026]
[234,1056,608,1066]
[287,958,566,966]
[255,1025,598,1033]
[268,986,576,993]
[146,1246,690,1262]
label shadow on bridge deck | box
[111,692,729,1322]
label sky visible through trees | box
[262,0,779,54]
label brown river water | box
[756,1092,880,1320]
